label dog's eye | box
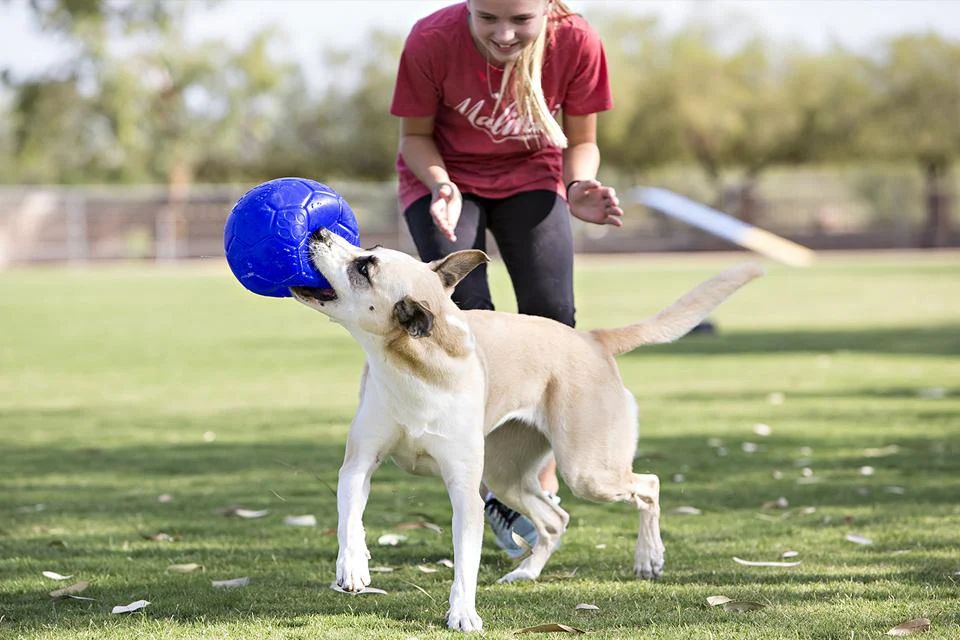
[355,256,376,280]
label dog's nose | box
[310,227,332,245]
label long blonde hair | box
[492,0,573,148]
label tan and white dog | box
[291,229,762,632]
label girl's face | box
[467,0,549,64]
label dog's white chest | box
[390,434,442,477]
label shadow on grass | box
[2,393,959,632]
[629,323,960,357]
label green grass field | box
[1,251,958,639]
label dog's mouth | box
[290,285,338,303]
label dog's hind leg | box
[483,420,570,584]
[552,391,665,579]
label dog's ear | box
[393,296,434,338]
[430,250,489,291]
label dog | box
[291,229,762,632]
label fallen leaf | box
[167,563,203,573]
[212,577,249,589]
[42,571,72,581]
[864,445,901,458]
[416,565,438,574]
[515,623,585,634]
[800,506,817,515]
[595,544,607,549]
[377,534,407,546]
[369,566,394,573]
[436,559,454,568]
[886,617,931,636]
[706,595,732,606]
[329,582,387,595]
[753,423,773,437]
[860,466,875,476]
[782,550,799,559]
[223,507,269,519]
[49,581,89,598]
[846,533,873,545]
[762,497,789,509]
[575,603,599,611]
[111,599,150,614]
[733,557,801,568]
[723,601,766,612]
[283,514,317,527]
[142,532,175,542]
[63,595,97,601]
[670,506,702,515]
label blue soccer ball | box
[224,178,360,297]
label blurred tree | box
[863,34,960,246]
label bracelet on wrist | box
[565,180,581,197]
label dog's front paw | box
[634,545,665,579]
[336,547,371,592]
[497,567,538,584]
[445,603,483,632]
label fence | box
[0,170,954,266]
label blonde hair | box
[492,1,573,148]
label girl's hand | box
[431,181,462,242]
[567,179,624,227]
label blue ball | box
[224,178,360,297]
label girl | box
[390,0,622,556]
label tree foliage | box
[1,0,957,229]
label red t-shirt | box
[391,2,613,210]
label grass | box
[1,250,959,639]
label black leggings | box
[404,190,576,327]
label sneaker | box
[484,495,538,559]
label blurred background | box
[0,0,958,264]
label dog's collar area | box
[290,286,338,302]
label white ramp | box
[631,186,815,267]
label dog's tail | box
[590,263,764,357]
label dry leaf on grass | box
[396,521,443,534]
[329,582,387,595]
[860,466,876,476]
[167,563,203,573]
[723,601,766,612]
[49,581,89,598]
[733,557,801,568]
[782,550,800,559]
[211,577,249,589]
[221,507,269,519]
[575,603,599,611]
[111,600,150,614]
[416,565,438,574]
[706,595,732,606]
[670,506,702,516]
[515,623,585,634]
[864,445,901,458]
[762,497,789,509]
[846,533,873,545]
[283,515,317,527]
[753,423,773,436]
[377,534,407,546]
[595,544,607,549]
[142,532,176,542]
[436,559,454,568]
[369,566,394,573]
[42,571,72,581]
[886,617,931,636]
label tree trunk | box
[920,162,952,248]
